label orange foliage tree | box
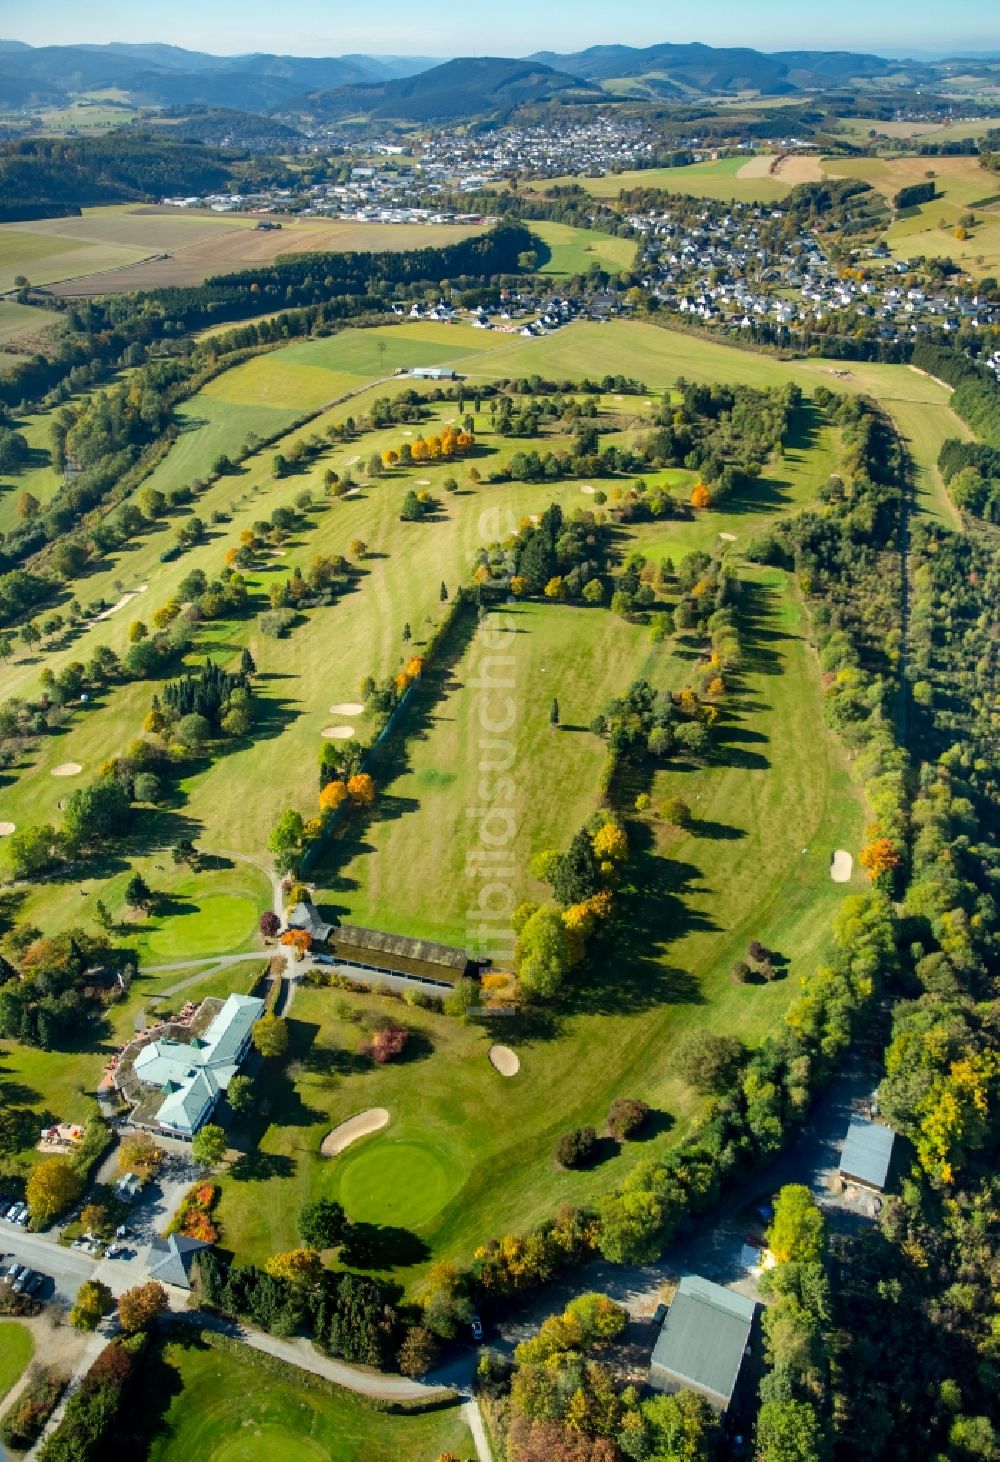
[319,780,348,813]
[690,482,711,509]
[347,772,376,806]
[859,837,900,881]
[280,928,313,956]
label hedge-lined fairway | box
[109,1334,474,1462]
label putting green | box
[335,1138,461,1229]
[213,1431,328,1462]
[145,893,259,961]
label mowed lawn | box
[216,566,864,1286]
[312,599,676,945]
[0,1320,33,1402]
[529,219,638,276]
[108,1333,474,1462]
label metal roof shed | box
[839,1116,895,1191]
[649,1275,756,1411]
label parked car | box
[15,1208,28,1227]
[12,1270,32,1294]
[470,1315,484,1342]
[105,1244,123,1259]
[25,1272,44,1295]
[313,952,334,966]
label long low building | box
[327,922,473,987]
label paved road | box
[0,1224,93,1307]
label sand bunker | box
[831,850,853,883]
[0,822,15,836]
[330,702,364,716]
[580,484,595,494]
[737,153,778,178]
[322,726,355,740]
[417,478,432,486]
[719,531,737,542]
[345,488,361,497]
[489,1045,520,1077]
[92,584,148,623]
[321,1108,389,1157]
[51,762,82,777]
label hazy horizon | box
[3,0,998,61]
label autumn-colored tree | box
[369,1023,409,1063]
[398,1325,440,1376]
[127,620,147,644]
[348,539,367,560]
[592,822,628,863]
[80,1203,109,1235]
[264,1247,324,1287]
[859,837,900,881]
[259,910,280,939]
[347,772,375,806]
[252,1013,288,1059]
[26,1157,84,1227]
[69,1278,114,1332]
[690,482,711,509]
[280,927,313,960]
[510,575,528,597]
[118,1132,162,1180]
[544,576,568,600]
[660,796,692,828]
[382,448,399,469]
[405,656,425,678]
[117,1280,168,1334]
[319,779,349,813]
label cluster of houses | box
[635,202,1000,337]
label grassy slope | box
[0,1320,33,1402]
[529,219,637,276]
[109,1335,473,1462]
[0,300,56,348]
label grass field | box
[0,1320,33,1403]
[109,1333,473,1462]
[0,227,150,293]
[313,598,676,944]
[529,219,638,276]
[538,157,792,203]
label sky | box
[1,0,997,57]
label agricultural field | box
[528,219,638,276]
[108,1333,474,1462]
[0,205,488,297]
[537,156,793,203]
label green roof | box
[650,1276,755,1407]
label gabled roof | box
[132,993,263,1134]
[147,1233,209,1289]
[650,1275,755,1407]
[839,1116,895,1190]
[287,902,333,942]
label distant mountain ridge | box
[289,56,601,124]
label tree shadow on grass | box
[229,1148,297,1182]
[105,1331,188,1462]
[626,1107,676,1144]
[692,819,746,841]
[339,1221,430,1269]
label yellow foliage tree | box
[27,1158,83,1228]
[707,676,725,697]
[382,448,399,468]
[319,780,348,813]
[510,575,528,596]
[592,823,628,862]
[544,576,568,599]
[411,438,429,462]
[265,1247,324,1287]
[691,482,711,509]
[405,656,425,678]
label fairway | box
[109,1334,473,1462]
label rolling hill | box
[289,56,601,124]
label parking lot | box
[0,1146,200,1309]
